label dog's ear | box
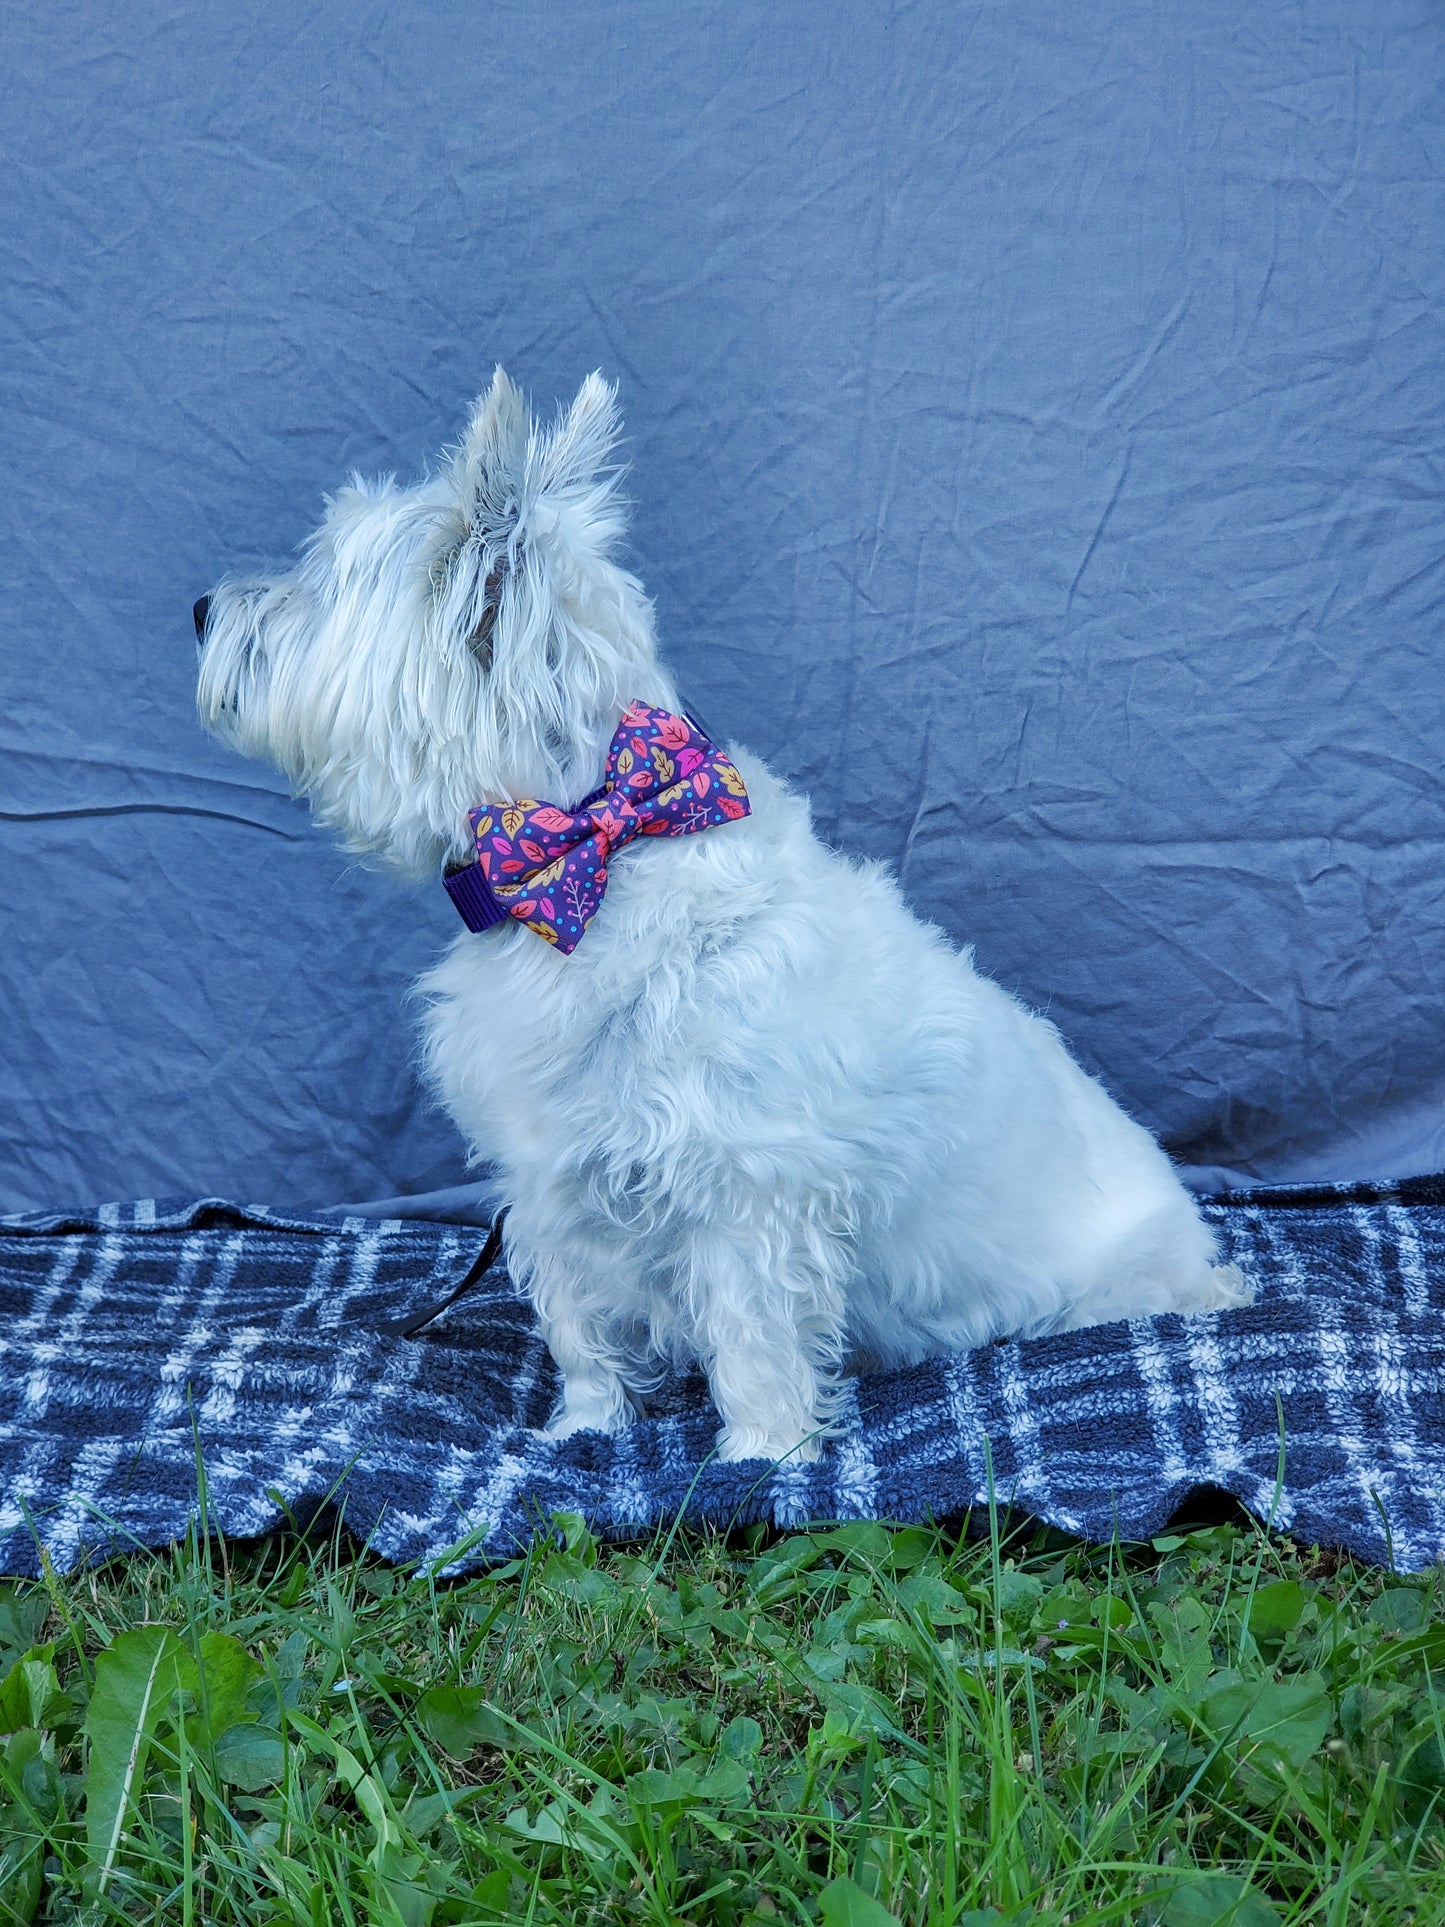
[540,372,621,495]
[441,370,626,660]
[456,366,530,536]
[439,370,532,665]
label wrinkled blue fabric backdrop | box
[2,2,1442,1217]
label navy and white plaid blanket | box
[3,1178,1444,1576]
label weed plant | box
[0,1505,1442,1924]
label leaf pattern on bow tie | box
[529,806,574,833]
[465,702,750,954]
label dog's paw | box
[716,1425,824,1464]
[544,1401,634,1442]
[1201,1262,1254,1310]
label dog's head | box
[196,370,661,876]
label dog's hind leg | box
[1052,1202,1254,1332]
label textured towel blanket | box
[2,1179,1444,1577]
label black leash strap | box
[376,1208,509,1340]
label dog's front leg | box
[682,1220,848,1464]
[541,1306,638,1439]
[508,1222,646,1440]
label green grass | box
[1,1505,1443,1925]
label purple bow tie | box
[443,701,750,953]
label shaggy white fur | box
[197,370,1250,1462]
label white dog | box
[196,370,1248,1462]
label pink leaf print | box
[540,897,556,920]
[677,747,704,777]
[691,770,711,798]
[520,838,545,864]
[529,806,574,833]
[657,714,690,751]
[718,796,746,819]
[500,858,526,875]
[510,899,537,917]
[491,836,513,856]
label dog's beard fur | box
[198,369,1249,1462]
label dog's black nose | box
[193,595,211,642]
